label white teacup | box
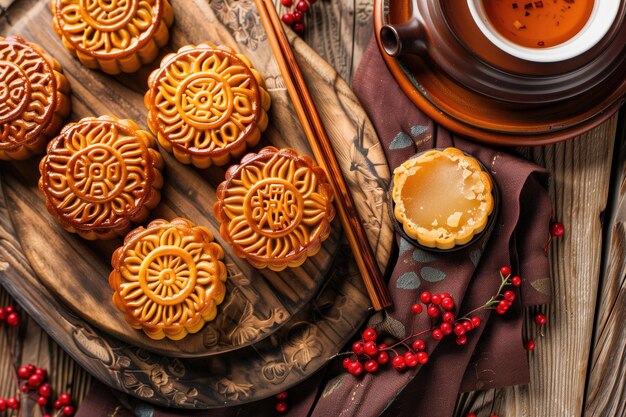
[466,0,620,62]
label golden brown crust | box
[109,218,228,340]
[214,146,335,271]
[0,36,71,160]
[392,148,494,250]
[145,42,272,168]
[38,115,163,240]
[51,0,174,74]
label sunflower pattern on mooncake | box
[0,36,71,160]
[214,147,335,271]
[145,42,271,168]
[51,0,174,74]
[39,115,163,240]
[109,218,228,341]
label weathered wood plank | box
[584,111,626,417]
[455,117,618,417]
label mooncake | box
[392,148,494,250]
[109,218,228,340]
[214,147,335,271]
[145,42,271,168]
[51,0,174,74]
[39,115,163,240]
[0,36,71,160]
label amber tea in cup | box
[468,0,618,62]
[483,0,594,48]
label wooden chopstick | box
[254,0,392,310]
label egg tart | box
[214,147,335,271]
[145,42,271,168]
[51,0,174,74]
[109,218,228,340]
[391,148,494,250]
[39,115,164,240]
[0,36,71,160]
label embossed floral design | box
[39,116,162,238]
[215,147,335,271]
[262,361,292,385]
[216,378,254,401]
[53,0,164,57]
[284,323,323,371]
[211,0,266,50]
[109,218,228,340]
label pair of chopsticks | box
[253,0,392,311]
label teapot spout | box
[380,17,427,58]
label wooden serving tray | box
[0,0,393,358]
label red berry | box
[54,400,63,409]
[466,414,477,417]
[431,294,442,305]
[293,22,305,33]
[376,351,389,365]
[29,374,44,388]
[404,352,418,367]
[0,399,5,411]
[462,321,473,332]
[281,0,293,6]
[411,303,423,314]
[440,322,453,335]
[412,339,426,351]
[5,306,13,314]
[550,221,565,237]
[456,335,468,346]
[416,351,428,365]
[348,361,364,376]
[21,384,29,392]
[420,291,432,304]
[471,316,481,328]
[18,366,31,379]
[276,402,288,414]
[352,341,364,355]
[431,329,443,340]
[7,398,19,410]
[364,359,379,373]
[0,307,5,321]
[443,312,455,323]
[503,290,516,301]
[454,324,466,336]
[427,305,440,318]
[441,297,455,311]
[37,396,48,406]
[292,10,303,21]
[6,312,20,327]
[281,13,295,25]
[44,415,51,417]
[363,341,378,356]
[500,266,512,277]
[535,313,547,326]
[27,364,36,373]
[39,384,51,397]
[392,355,406,371]
[296,0,309,12]
[58,393,72,405]
[511,276,522,286]
[525,339,536,351]
[342,357,352,369]
[35,367,47,378]
[362,328,378,342]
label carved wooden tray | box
[0,0,393,358]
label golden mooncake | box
[51,0,174,74]
[145,42,271,169]
[0,36,71,160]
[214,147,335,271]
[39,115,164,240]
[392,148,494,250]
[109,218,227,340]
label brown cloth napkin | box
[76,39,552,417]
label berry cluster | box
[524,312,548,352]
[0,306,21,328]
[341,266,523,377]
[280,0,317,34]
[16,364,75,416]
[275,391,289,414]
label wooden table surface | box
[0,1,624,416]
